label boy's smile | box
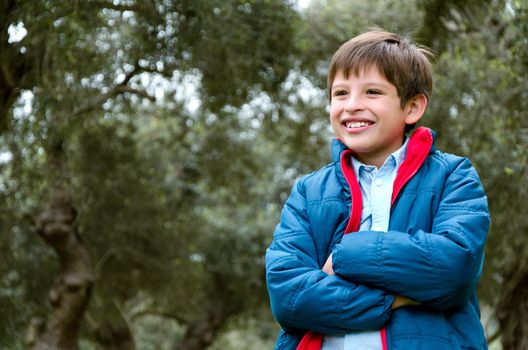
[330,66,426,167]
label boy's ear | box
[404,94,428,125]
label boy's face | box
[330,66,423,167]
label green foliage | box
[425,1,528,308]
[2,0,300,347]
[181,0,298,108]
[296,0,423,89]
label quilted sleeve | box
[265,178,394,334]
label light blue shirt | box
[322,138,409,350]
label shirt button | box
[375,179,382,186]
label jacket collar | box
[333,126,436,233]
[331,126,436,164]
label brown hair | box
[327,28,434,109]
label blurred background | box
[1,0,526,349]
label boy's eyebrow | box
[331,83,348,91]
[331,80,393,91]
[360,80,393,89]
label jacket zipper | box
[340,127,433,350]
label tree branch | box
[72,58,171,116]
[95,246,165,278]
[73,80,154,116]
[114,85,156,101]
[129,309,188,324]
[0,51,15,89]
[487,328,501,345]
[91,0,148,13]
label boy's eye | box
[333,90,347,96]
[366,89,382,95]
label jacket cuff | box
[332,231,386,285]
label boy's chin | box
[338,137,371,152]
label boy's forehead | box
[333,64,388,83]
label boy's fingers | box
[322,254,334,275]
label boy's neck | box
[355,154,389,169]
[353,136,407,169]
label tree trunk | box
[30,186,94,350]
[174,272,243,350]
[94,324,136,350]
[497,257,528,350]
[174,304,227,350]
[91,304,136,350]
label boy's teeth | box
[346,121,369,128]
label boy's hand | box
[392,295,420,309]
[322,254,334,275]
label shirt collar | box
[352,137,409,177]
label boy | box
[265,28,490,350]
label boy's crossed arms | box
[266,156,489,334]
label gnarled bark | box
[497,256,528,350]
[30,186,94,350]
[174,304,228,350]
[93,323,136,350]
[174,272,243,350]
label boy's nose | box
[345,94,365,113]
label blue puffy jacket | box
[265,127,490,350]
